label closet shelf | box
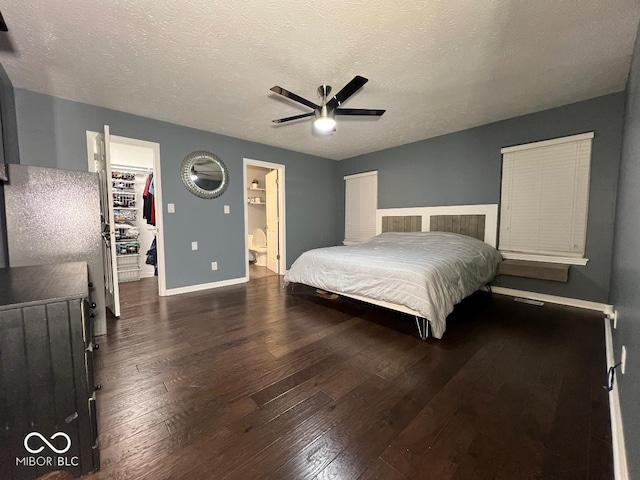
[248,187,266,191]
[111,166,154,285]
[118,268,141,283]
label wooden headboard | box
[381,215,422,234]
[376,204,498,246]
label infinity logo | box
[24,432,72,454]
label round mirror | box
[180,151,229,199]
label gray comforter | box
[284,231,502,338]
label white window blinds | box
[344,171,378,244]
[499,132,593,261]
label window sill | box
[500,252,588,266]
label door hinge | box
[94,153,99,162]
[277,255,280,260]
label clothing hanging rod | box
[111,163,153,173]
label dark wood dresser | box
[0,262,100,479]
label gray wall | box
[610,24,640,479]
[14,89,342,289]
[0,64,19,165]
[341,93,625,303]
[0,62,20,268]
[8,88,627,300]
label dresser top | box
[0,262,89,311]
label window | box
[344,171,378,245]
[499,132,593,265]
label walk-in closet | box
[110,141,158,289]
[88,126,164,325]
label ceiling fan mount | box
[270,76,385,134]
[317,85,332,98]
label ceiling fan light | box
[314,116,336,133]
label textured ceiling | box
[0,1,639,160]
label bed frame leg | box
[414,316,428,340]
[486,282,493,295]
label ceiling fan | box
[270,75,385,134]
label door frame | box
[243,158,286,277]
[86,131,168,296]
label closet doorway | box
[243,159,286,279]
[87,128,165,320]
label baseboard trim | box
[489,286,612,313]
[162,276,248,296]
[604,317,629,480]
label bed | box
[284,204,502,339]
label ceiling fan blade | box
[326,75,368,110]
[272,112,315,124]
[0,11,8,31]
[335,108,385,116]
[270,86,320,110]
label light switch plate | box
[224,205,230,214]
[191,241,198,250]
[211,261,218,270]
[167,203,175,213]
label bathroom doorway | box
[243,158,286,279]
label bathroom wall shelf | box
[248,184,265,204]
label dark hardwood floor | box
[85,276,612,479]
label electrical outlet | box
[621,346,627,374]
[167,203,175,213]
[211,261,218,271]
[191,241,198,250]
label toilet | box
[248,228,268,266]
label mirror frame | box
[180,150,229,199]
